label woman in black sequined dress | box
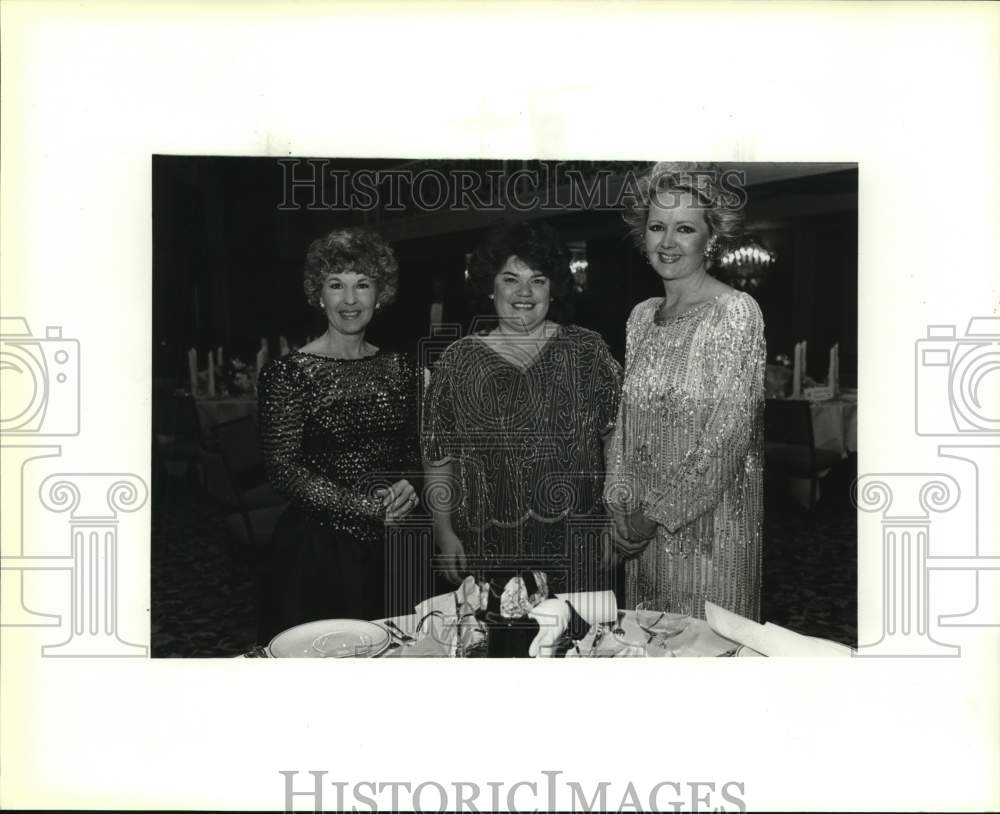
[256,228,422,643]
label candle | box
[255,337,270,375]
[207,353,216,397]
[279,335,290,357]
[792,342,803,398]
[801,340,808,381]
[827,344,837,391]
[833,343,840,396]
[216,346,223,368]
[187,348,198,396]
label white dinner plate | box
[267,619,391,658]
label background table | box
[810,397,857,457]
[195,396,257,435]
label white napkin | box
[554,590,617,626]
[527,598,573,657]
[705,600,852,657]
[412,576,484,655]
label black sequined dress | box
[256,350,421,642]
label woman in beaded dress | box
[604,163,765,621]
[422,221,622,594]
[256,228,422,642]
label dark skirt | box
[256,506,389,644]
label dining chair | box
[153,393,204,481]
[197,446,286,550]
[763,398,843,510]
[211,416,284,510]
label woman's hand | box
[436,529,468,584]
[608,504,657,553]
[379,478,419,523]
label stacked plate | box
[267,619,391,658]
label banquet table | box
[368,609,752,658]
[809,396,857,458]
[195,395,258,435]
[247,589,854,659]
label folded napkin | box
[411,576,485,656]
[553,590,617,626]
[704,601,852,657]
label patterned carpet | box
[151,459,857,657]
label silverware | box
[414,610,443,634]
[590,625,606,656]
[717,646,740,657]
[381,620,415,644]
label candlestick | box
[187,348,198,396]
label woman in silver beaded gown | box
[256,228,422,642]
[604,163,765,621]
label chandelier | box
[717,235,776,291]
[567,240,589,293]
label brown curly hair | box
[303,227,399,309]
[622,162,745,264]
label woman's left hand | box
[380,478,419,522]
[609,504,657,544]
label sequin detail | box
[604,293,765,620]
[257,351,422,538]
[421,325,622,589]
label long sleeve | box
[642,295,765,533]
[602,301,654,508]
[257,360,385,521]
[590,335,624,437]
[420,351,458,466]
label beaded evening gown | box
[605,292,765,621]
[256,350,421,642]
[421,324,622,592]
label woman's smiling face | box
[320,272,377,336]
[643,190,712,282]
[492,255,551,332]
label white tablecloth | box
[810,398,857,457]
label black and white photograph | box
[151,157,859,661]
[2,2,997,812]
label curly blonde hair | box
[303,227,399,309]
[623,162,745,263]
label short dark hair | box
[468,220,571,300]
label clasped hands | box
[376,478,419,523]
[607,502,657,556]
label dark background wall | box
[153,157,857,384]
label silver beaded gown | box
[604,292,765,620]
